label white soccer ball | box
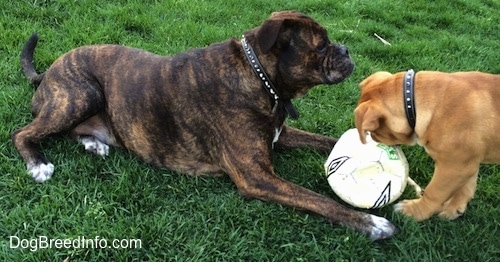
[324,128,409,209]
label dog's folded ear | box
[256,19,285,53]
[257,11,307,53]
[354,103,382,144]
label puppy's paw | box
[438,202,467,220]
[368,214,398,240]
[78,136,109,158]
[27,162,54,183]
[438,209,464,220]
[394,199,432,221]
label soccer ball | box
[324,128,409,209]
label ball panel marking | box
[324,129,409,209]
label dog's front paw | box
[438,200,467,220]
[438,208,465,220]
[394,199,433,221]
[368,214,398,240]
[27,162,55,183]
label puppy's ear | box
[354,103,382,144]
[256,19,285,53]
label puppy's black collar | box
[241,36,299,119]
[403,69,416,129]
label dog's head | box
[354,71,417,145]
[246,11,354,98]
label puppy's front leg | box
[439,170,478,219]
[274,125,337,153]
[395,160,480,221]
[221,146,397,240]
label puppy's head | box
[247,11,355,98]
[354,71,416,145]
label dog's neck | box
[403,69,417,129]
[241,36,299,119]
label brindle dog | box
[12,11,396,240]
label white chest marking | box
[272,127,283,148]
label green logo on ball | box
[377,144,400,160]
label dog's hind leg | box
[13,118,70,183]
[12,83,104,182]
[70,114,117,158]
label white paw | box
[79,137,109,158]
[369,215,397,240]
[27,162,55,183]
[393,202,404,213]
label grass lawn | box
[1,0,499,261]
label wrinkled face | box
[279,23,354,83]
[254,11,355,98]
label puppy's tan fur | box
[355,71,500,221]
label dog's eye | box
[316,42,328,54]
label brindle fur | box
[12,11,396,240]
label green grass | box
[1,0,499,261]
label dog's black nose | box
[337,45,349,56]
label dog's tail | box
[20,33,45,86]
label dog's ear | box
[256,11,310,53]
[256,19,285,53]
[354,103,382,144]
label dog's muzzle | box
[324,44,354,84]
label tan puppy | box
[354,70,500,221]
